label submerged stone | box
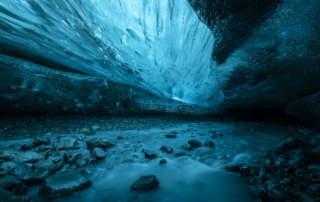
[188,139,201,147]
[160,145,173,153]
[130,175,159,191]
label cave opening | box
[0,0,320,202]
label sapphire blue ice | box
[0,0,224,108]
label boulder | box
[86,137,116,151]
[182,143,193,150]
[20,143,36,151]
[188,139,201,147]
[1,162,36,184]
[68,150,91,168]
[38,171,92,199]
[0,150,21,161]
[33,138,51,147]
[204,140,215,148]
[225,163,240,172]
[12,152,44,164]
[160,159,167,164]
[240,164,252,178]
[0,175,28,196]
[0,187,23,202]
[160,145,173,153]
[91,147,106,160]
[52,137,77,150]
[142,149,157,159]
[32,159,54,170]
[130,175,159,191]
[306,184,320,198]
[277,137,311,151]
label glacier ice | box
[0,0,224,108]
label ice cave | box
[0,0,320,201]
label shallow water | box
[0,122,291,202]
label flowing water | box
[0,122,291,202]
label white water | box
[0,122,290,202]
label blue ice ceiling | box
[0,0,223,108]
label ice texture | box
[0,0,223,108]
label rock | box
[21,196,37,202]
[225,163,240,172]
[20,143,35,151]
[240,164,252,178]
[86,137,116,151]
[86,158,98,166]
[176,152,187,157]
[38,171,92,199]
[0,171,8,177]
[306,184,320,198]
[310,134,320,146]
[33,138,51,147]
[68,150,91,168]
[92,147,106,160]
[130,175,159,191]
[211,134,217,138]
[204,140,215,148]
[65,146,81,150]
[160,145,173,153]
[0,175,28,196]
[1,162,36,184]
[182,143,193,150]
[79,128,90,133]
[48,151,64,163]
[85,131,96,136]
[91,125,100,131]
[0,187,23,202]
[0,150,21,161]
[52,137,77,150]
[32,159,54,170]
[117,136,125,139]
[286,185,300,198]
[142,149,157,159]
[277,137,310,151]
[308,165,320,173]
[166,134,177,138]
[244,185,266,198]
[34,166,52,182]
[44,150,50,160]
[55,164,71,175]
[12,152,44,164]
[160,159,167,164]
[268,188,288,202]
[73,134,86,141]
[188,139,201,147]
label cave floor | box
[0,117,297,202]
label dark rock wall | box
[188,0,320,109]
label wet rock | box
[44,150,50,160]
[0,187,23,202]
[0,175,28,196]
[208,131,216,134]
[245,184,266,198]
[159,159,167,164]
[0,171,8,177]
[308,165,320,173]
[225,163,240,172]
[68,150,91,168]
[188,139,201,147]
[91,125,100,131]
[73,134,86,141]
[0,150,21,161]
[211,134,217,138]
[176,152,187,157]
[52,137,77,150]
[1,162,36,184]
[20,143,35,151]
[38,171,92,199]
[117,136,125,139]
[12,152,44,164]
[182,143,193,150]
[33,138,51,147]
[48,151,64,164]
[32,159,54,170]
[204,140,215,148]
[55,164,71,175]
[85,131,96,136]
[79,128,90,133]
[240,164,252,178]
[86,137,116,151]
[286,185,300,198]
[166,134,177,138]
[160,145,173,153]
[306,184,320,198]
[130,175,159,191]
[21,196,37,202]
[34,166,52,182]
[268,188,288,202]
[86,158,98,166]
[142,149,157,160]
[92,147,106,160]
[277,137,310,151]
